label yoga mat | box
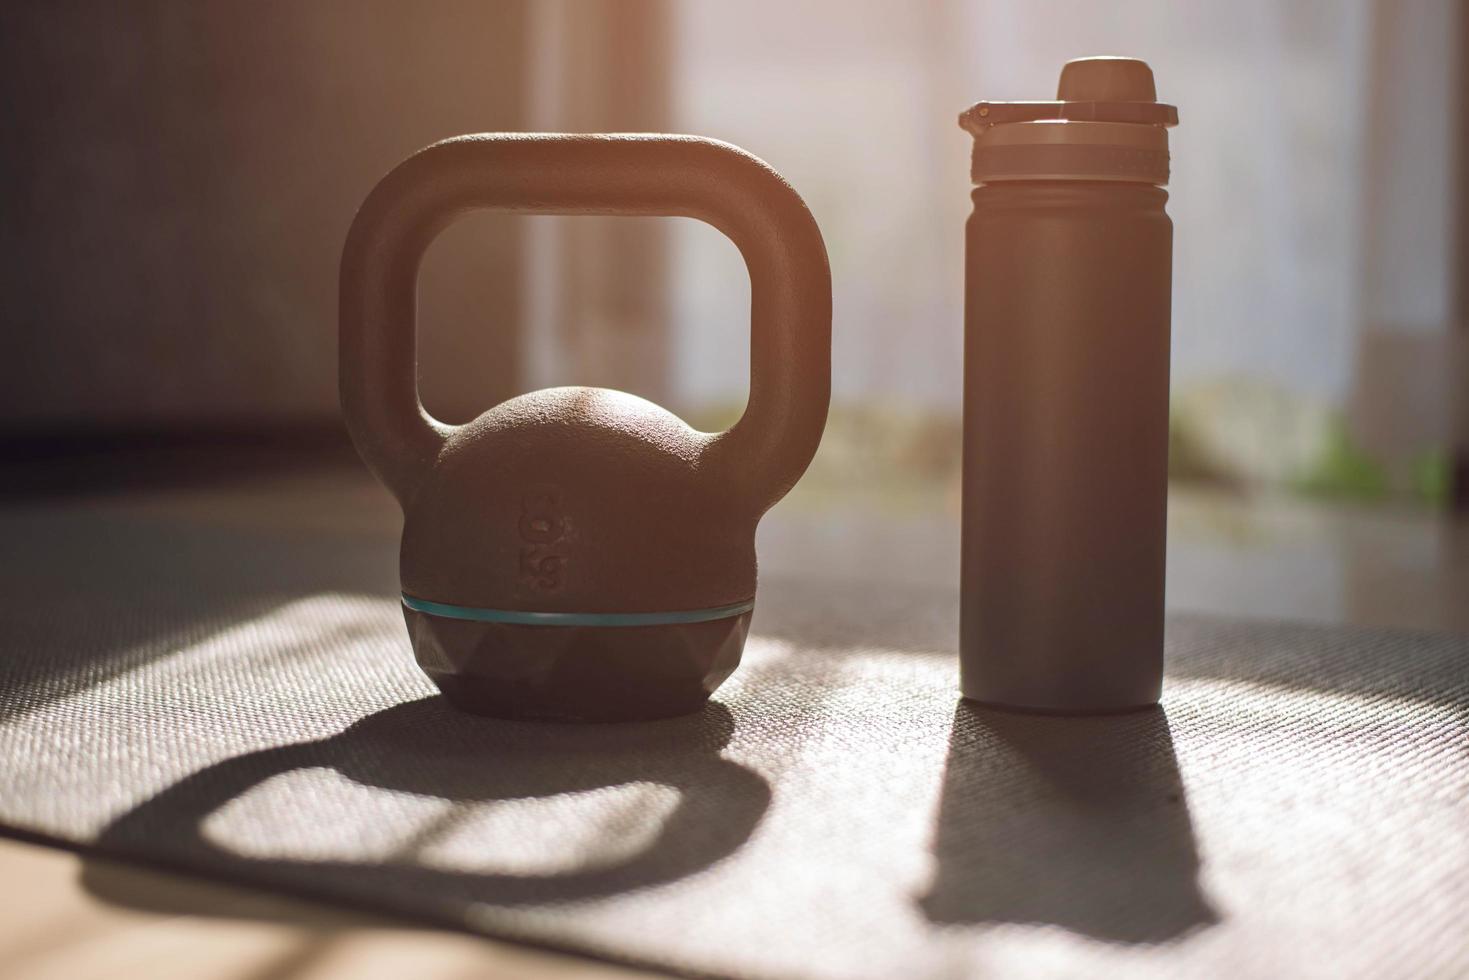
[1,504,1466,978]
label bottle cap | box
[959,57,1177,185]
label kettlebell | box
[340,134,831,722]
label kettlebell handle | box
[340,134,831,509]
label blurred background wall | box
[1,0,1464,510]
[668,0,1465,509]
[0,0,533,430]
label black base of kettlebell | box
[403,606,752,722]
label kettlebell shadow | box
[920,702,1217,943]
[82,696,770,918]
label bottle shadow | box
[919,702,1217,943]
[83,696,770,916]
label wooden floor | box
[0,839,643,980]
[2,468,1465,980]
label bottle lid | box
[959,57,1178,185]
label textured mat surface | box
[1,505,1467,979]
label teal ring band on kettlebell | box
[401,595,755,628]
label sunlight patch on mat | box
[203,767,683,877]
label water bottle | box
[958,57,1178,713]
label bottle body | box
[960,181,1172,712]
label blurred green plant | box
[1291,419,1389,502]
[683,393,1449,513]
[685,401,960,514]
[1166,414,1235,486]
[1410,448,1451,508]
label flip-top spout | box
[1057,55,1157,102]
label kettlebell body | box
[340,135,830,721]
